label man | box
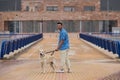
[55,22,71,73]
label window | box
[35,6,39,11]
[46,0,59,2]
[46,6,58,11]
[100,0,120,11]
[0,0,21,12]
[84,6,95,11]
[63,0,77,2]
[64,6,75,12]
[26,6,29,11]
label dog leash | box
[45,50,55,55]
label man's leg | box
[65,49,71,73]
[60,50,66,72]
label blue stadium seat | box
[111,41,117,54]
[0,41,7,59]
[116,41,120,57]
[13,40,17,50]
[6,41,11,54]
[16,39,19,50]
[10,40,14,52]
[107,40,112,52]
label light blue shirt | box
[58,28,69,50]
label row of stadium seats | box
[0,33,43,59]
[79,33,120,58]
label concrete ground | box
[0,33,120,80]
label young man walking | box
[55,22,71,73]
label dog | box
[39,49,56,73]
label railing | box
[79,33,120,58]
[0,33,43,59]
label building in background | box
[0,0,120,33]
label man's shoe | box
[67,68,72,73]
[56,69,64,73]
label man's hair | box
[57,22,62,25]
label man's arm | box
[55,40,64,51]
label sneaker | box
[67,68,72,73]
[56,69,64,73]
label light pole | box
[0,14,2,32]
[14,0,17,33]
[107,0,109,33]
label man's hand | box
[55,48,59,51]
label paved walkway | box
[0,33,120,80]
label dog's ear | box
[39,49,44,53]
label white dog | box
[39,49,56,73]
